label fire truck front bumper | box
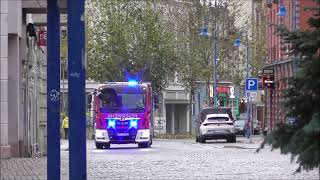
[95,129,150,144]
[95,129,110,143]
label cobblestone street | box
[1,137,319,180]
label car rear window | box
[199,107,234,121]
[207,117,229,121]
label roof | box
[98,82,150,94]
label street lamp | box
[234,32,253,143]
[199,25,219,107]
[277,0,287,17]
[234,33,250,78]
[277,5,287,17]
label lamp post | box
[234,32,252,142]
[234,32,249,78]
[199,25,219,107]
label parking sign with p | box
[245,78,258,91]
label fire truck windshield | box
[99,91,146,112]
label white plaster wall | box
[8,0,22,37]
[0,0,10,158]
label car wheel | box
[95,142,104,149]
[226,138,231,143]
[231,135,236,143]
[199,136,206,143]
[196,136,199,142]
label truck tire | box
[138,142,150,148]
[104,143,110,149]
[95,142,104,149]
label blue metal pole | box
[246,32,249,78]
[68,0,87,179]
[47,0,60,179]
[245,32,253,142]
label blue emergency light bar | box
[128,80,138,86]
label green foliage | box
[86,0,177,91]
[174,0,245,101]
[257,1,320,172]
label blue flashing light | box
[108,119,116,128]
[128,80,138,86]
[130,120,138,128]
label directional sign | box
[245,78,258,91]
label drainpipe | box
[27,21,40,156]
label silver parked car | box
[195,107,236,143]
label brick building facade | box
[264,0,317,131]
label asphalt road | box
[1,137,319,180]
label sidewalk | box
[155,135,267,150]
[60,139,69,151]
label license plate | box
[117,133,129,136]
[117,121,129,125]
[208,130,223,133]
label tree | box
[257,0,320,173]
[86,0,178,92]
[174,0,244,102]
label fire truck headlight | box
[135,129,150,141]
[95,129,106,137]
[96,130,102,137]
[95,129,109,142]
[140,130,150,138]
[130,120,138,128]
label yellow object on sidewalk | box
[62,117,69,129]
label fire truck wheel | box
[104,143,110,149]
[138,142,150,148]
[95,142,104,149]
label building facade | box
[0,0,57,159]
[264,0,317,131]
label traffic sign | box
[246,91,257,98]
[287,117,296,125]
[245,78,258,91]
